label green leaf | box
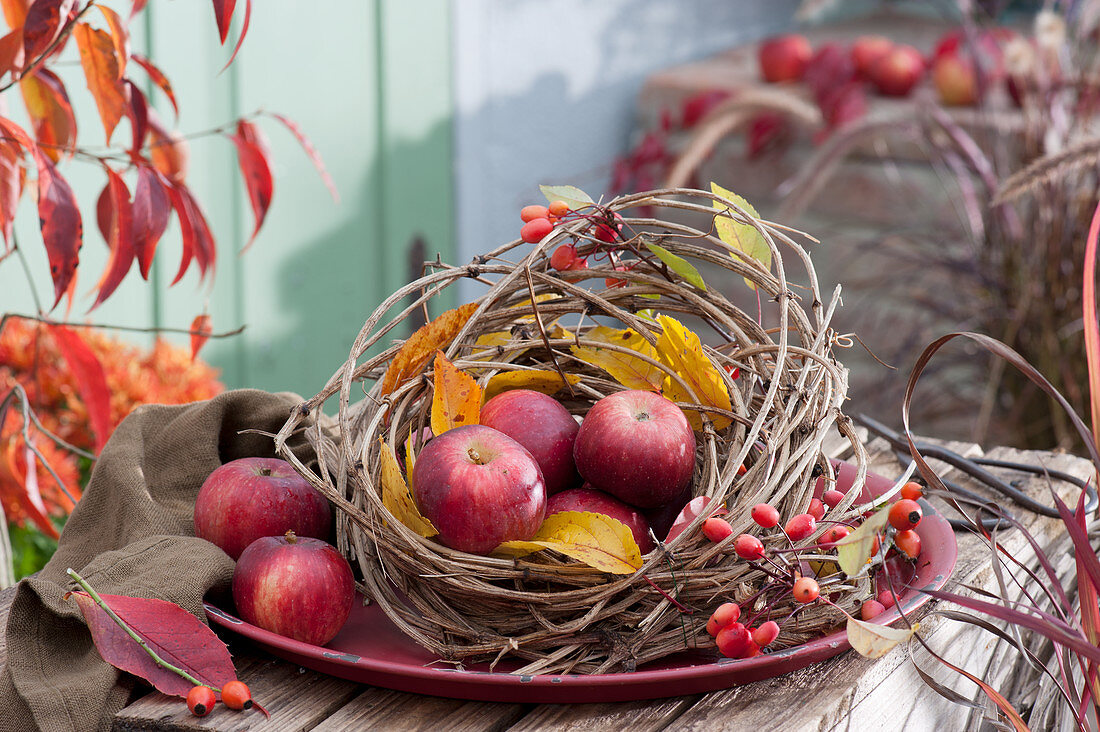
[846,616,919,659]
[646,242,706,291]
[638,292,661,300]
[836,507,890,578]
[539,184,594,211]
[710,181,771,289]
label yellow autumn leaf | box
[654,315,732,431]
[380,303,479,398]
[710,181,772,290]
[846,616,919,659]
[571,325,665,392]
[378,439,437,537]
[431,351,482,436]
[404,429,417,487]
[483,369,582,403]
[494,511,643,574]
[836,507,890,578]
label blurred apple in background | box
[851,35,894,79]
[868,44,926,96]
[758,34,813,83]
[932,53,979,106]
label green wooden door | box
[3,0,454,401]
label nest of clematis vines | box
[275,186,871,675]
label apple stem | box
[65,568,219,693]
[467,447,484,465]
[285,530,297,544]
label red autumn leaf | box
[1,0,28,29]
[145,110,187,185]
[90,165,134,310]
[166,181,214,283]
[125,79,147,157]
[67,590,238,698]
[212,0,235,44]
[128,0,146,21]
[0,27,24,79]
[21,0,73,69]
[190,313,212,361]
[0,140,24,251]
[1,439,61,539]
[132,164,170,279]
[19,68,75,162]
[228,119,272,253]
[219,0,250,72]
[268,112,339,203]
[73,22,126,144]
[49,324,111,453]
[96,4,128,77]
[131,53,177,119]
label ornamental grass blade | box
[482,369,580,403]
[836,507,889,577]
[496,511,642,574]
[67,590,238,699]
[655,315,732,430]
[380,303,479,399]
[1082,199,1100,469]
[570,325,665,392]
[378,438,436,537]
[646,241,705,290]
[430,351,480,435]
[846,616,918,659]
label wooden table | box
[1,433,1090,731]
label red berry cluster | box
[516,200,633,285]
[186,680,253,717]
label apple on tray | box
[868,44,926,97]
[232,530,355,646]
[194,456,332,560]
[479,389,581,495]
[412,424,546,555]
[573,390,696,509]
[851,35,894,79]
[758,34,812,83]
[547,486,655,554]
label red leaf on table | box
[125,79,147,157]
[132,164,170,279]
[21,0,73,68]
[73,22,126,144]
[96,4,128,78]
[19,68,75,162]
[0,140,24,251]
[228,119,272,253]
[165,181,214,283]
[67,590,238,698]
[190,313,212,361]
[131,53,177,119]
[1,0,28,29]
[212,0,235,44]
[268,112,339,203]
[219,0,249,72]
[49,324,110,452]
[145,110,187,185]
[0,27,24,79]
[90,165,133,310]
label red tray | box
[205,462,956,703]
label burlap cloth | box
[0,389,310,731]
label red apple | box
[643,483,693,543]
[868,44,925,97]
[232,531,354,646]
[412,424,546,554]
[547,485,654,554]
[758,34,812,83]
[573,390,695,509]
[194,457,332,560]
[479,389,580,495]
[932,53,978,106]
[851,35,894,79]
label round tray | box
[205,463,956,703]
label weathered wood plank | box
[311,687,526,732]
[111,654,361,731]
[506,695,699,732]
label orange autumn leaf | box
[190,313,212,362]
[654,315,732,431]
[378,438,436,537]
[495,511,643,574]
[19,69,76,162]
[380,303,479,399]
[73,22,127,144]
[96,5,129,79]
[570,326,665,392]
[430,351,481,436]
[482,369,581,403]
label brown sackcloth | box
[0,389,309,732]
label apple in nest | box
[232,530,355,646]
[194,457,332,560]
[573,390,695,509]
[479,389,580,495]
[412,424,546,554]
[868,44,926,97]
[547,485,654,554]
[758,34,812,83]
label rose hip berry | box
[900,481,924,501]
[861,599,887,620]
[221,680,253,711]
[520,217,554,243]
[706,601,741,636]
[752,620,780,647]
[520,204,549,222]
[751,503,780,528]
[876,588,897,609]
[548,199,571,218]
[792,576,820,603]
[888,498,923,531]
[808,497,825,520]
[734,533,765,559]
[822,489,845,508]
[894,529,922,560]
[716,622,759,659]
[703,516,735,543]
[187,685,216,717]
[820,525,850,547]
[785,513,817,541]
[550,243,578,271]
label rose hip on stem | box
[751,503,779,528]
